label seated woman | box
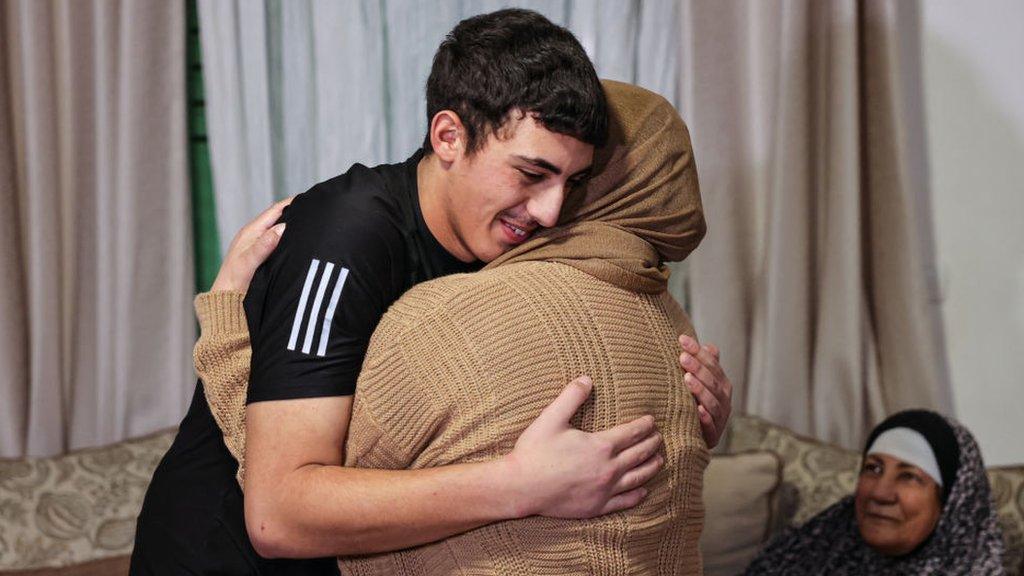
[744,409,1005,575]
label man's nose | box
[528,182,565,228]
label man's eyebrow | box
[514,155,562,174]
[513,155,592,178]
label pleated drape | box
[680,0,952,448]
[0,0,194,457]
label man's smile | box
[499,218,535,244]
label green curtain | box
[188,0,220,293]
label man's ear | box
[429,110,464,163]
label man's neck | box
[417,154,475,263]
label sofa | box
[2,415,1021,574]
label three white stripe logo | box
[287,259,350,357]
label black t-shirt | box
[132,151,479,575]
[244,151,473,403]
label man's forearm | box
[246,457,522,558]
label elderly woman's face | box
[854,453,943,556]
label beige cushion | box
[700,450,783,576]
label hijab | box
[743,411,1005,575]
[485,79,705,293]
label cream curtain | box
[197,0,681,256]
[0,0,194,457]
[681,0,952,448]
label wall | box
[922,0,1024,466]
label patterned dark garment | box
[743,414,1006,575]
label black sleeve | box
[244,173,407,403]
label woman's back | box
[342,260,708,576]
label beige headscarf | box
[486,79,706,293]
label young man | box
[131,9,731,575]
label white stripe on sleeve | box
[302,262,335,354]
[287,259,321,351]
[316,267,350,357]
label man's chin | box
[475,235,516,263]
[467,241,501,264]
[477,249,504,263]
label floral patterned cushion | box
[725,415,860,527]
[990,465,1024,575]
[0,431,173,571]
[726,414,1024,575]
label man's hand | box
[678,335,732,448]
[503,376,664,519]
[210,197,293,293]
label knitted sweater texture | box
[193,290,249,485]
[338,261,707,575]
[192,261,708,575]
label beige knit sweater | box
[193,79,709,575]
[193,262,707,575]
[342,260,706,575]
[193,290,250,485]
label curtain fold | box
[860,0,951,420]
[681,0,952,449]
[0,0,194,457]
[0,0,29,458]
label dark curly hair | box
[423,9,608,155]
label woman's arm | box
[192,198,291,486]
[193,290,250,482]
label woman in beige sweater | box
[197,80,709,575]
